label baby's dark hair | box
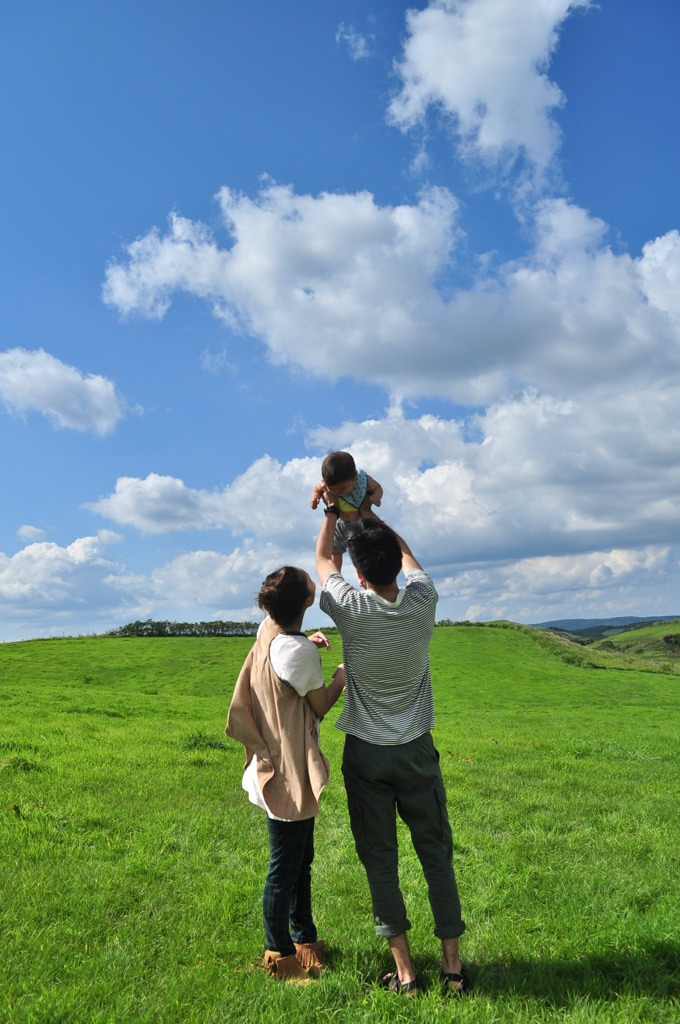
[322,451,356,487]
[257,566,310,626]
[346,519,402,586]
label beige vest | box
[225,617,330,820]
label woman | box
[226,566,345,984]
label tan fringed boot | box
[263,950,311,984]
[293,940,326,977]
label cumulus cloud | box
[102,183,680,406]
[87,390,680,578]
[113,542,290,609]
[306,397,680,567]
[10,386,680,635]
[0,529,312,640]
[88,409,680,624]
[442,545,673,623]
[388,0,591,177]
[0,531,135,636]
[17,525,45,542]
[638,230,680,322]
[0,348,127,435]
[102,185,466,397]
[86,456,320,538]
[106,535,332,626]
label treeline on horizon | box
[105,619,260,638]
[103,614,473,638]
[105,617,471,638]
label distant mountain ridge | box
[530,614,679,633]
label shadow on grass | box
[470,940,679,1003]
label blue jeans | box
[262,816,318,956]
[342,731,465,939]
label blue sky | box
[2,0,680,641]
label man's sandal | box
[440,965,472,996]
[379,970,419,996]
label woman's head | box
[257,566,315,626]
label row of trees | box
[105,619,259,638]
[105,619,472,638]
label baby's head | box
[322,451,357,496]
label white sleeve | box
[269,635,324,697]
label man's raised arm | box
[315,505,339,584]
[393,529,423,574]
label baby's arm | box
[365,475,383,508]
[310,478,328,509]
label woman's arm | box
[305,664,345,719]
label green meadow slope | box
[1,626,678,1024]
[589,617,680,659]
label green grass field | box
[590,617,680,662]
[1,625,678,1023]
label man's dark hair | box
[321,451,356,488]
[346,519,402,587]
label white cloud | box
[306,396,680,568]
[86,457,320,539]
[115,544,277,607]
[8,388,680,638]
[17,525,45,542]
[436,544,674,622]
[101,184,680,406]
[388,0,591,177]
[0,348,127,435]
[87,391,680,593]
[0,531,133,635]
[336,23,371,61]
[87,473,230,534]
[102,186,463,400]
[199,345,236,375]
[638,229,680,323]
[108,538,325,623]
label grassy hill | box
[531,615,679,636]
[1,626,678,1023]
[588,617,680,658]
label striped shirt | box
[320,568,437,745]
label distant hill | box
[531,614,679,639]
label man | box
[315,505,469,996]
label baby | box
[310,451,383,571]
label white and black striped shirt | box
[320,569,437,745]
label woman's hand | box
[308,631,331,650]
